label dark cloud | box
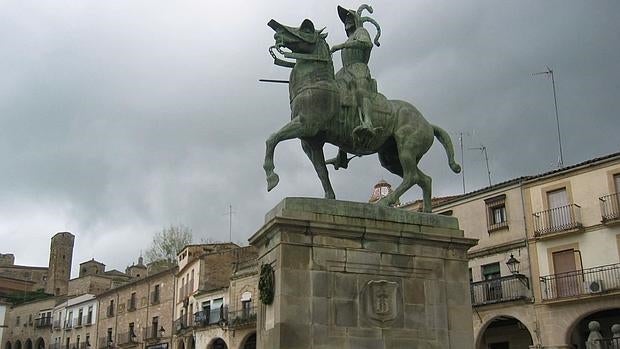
[1,1,618,275]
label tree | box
[145,224,193,263]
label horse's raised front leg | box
[263,118,311,191]
[301,140,335,199]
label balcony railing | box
[35,316,52,328]
[173,316,188,334]
[540,263,620,300]
[470,275,530,306]
[50,344,60,349]
[533,204,582,236]
[64,320,73,330]
[600,192,620,222]
[117,331,139,345]
[83,315,93,326]
[78,342,91,349]
[228,307,256,328]
[193,306,228,327]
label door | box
[547,188,569,231]
[482,263,502,302]
[613,174,620,217]
[489,342,509,349]
[552,249,579,297]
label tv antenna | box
[453,131,472,194]
[533,66,564,168]
[222,204,235,242]
[469,144,492,186]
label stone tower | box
[45,232,75,296]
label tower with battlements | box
[45,232,75,296]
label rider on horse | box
[329,4,382,168]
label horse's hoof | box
[267,173,280,192]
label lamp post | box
[506,254,521,275]
[159,326,166,338]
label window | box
[87,306,93,324]
[151,316,159,339]
[77,309,83,326]
[614,174,620,193]
[65,337,70,349]
[106,328,113,344]
[76,336,80,349]
[85,335,90,348]
[16,316,20,326]
[547,188,570,229]
[485,195,508,232]
[152,284,160,304]
[128,293,136,311]
[107,300,114,317]
[67,311,73,328]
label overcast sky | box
[1,1,618,276]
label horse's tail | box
[433,125,461,173]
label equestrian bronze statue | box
[263,5,461,212]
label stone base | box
[249,197,477,349]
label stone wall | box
[45,232,75,296]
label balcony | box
[53,320,61,330]
[228,307,256,329]
[540,263,620,301]
[117,331,139,346]
[64,320,73,330]
[600,192,620,223]
[83,315,93,326]
[143,326,163,341]
[533,204,582,236]
[35,316,52,328]
[78,342,92,349]
[193,306,228,328]
[50,344,60,349]
[470,275,530,306]
[173,316,188,334]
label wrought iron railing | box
[227,307,256,328]
[173,316,188,334]
[83,315,93,326]
[35,316,52,328]
[540,263,620,300]
[53,320,62,329]
[193,306,228,327]
[533,204,582,236]
[64,320,73,330]
[600,192,620,222]
[470,275,530,306]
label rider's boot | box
[353,97,382,147]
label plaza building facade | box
[95,267,176,349]
[172,244,257,349]
[50,294,97,349]
[402,151,620,349]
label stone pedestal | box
[249,197,477,349]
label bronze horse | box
[263,19,460,212]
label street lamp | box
[159,326,165,338]
[506,254,521,275]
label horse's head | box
[268,19,328,57]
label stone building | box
[2,297,57,349]
[172,244,257,349]
[402,151,620,349]
[0,232,76,296]
[50,294,97,349]
[96,266,176,349]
